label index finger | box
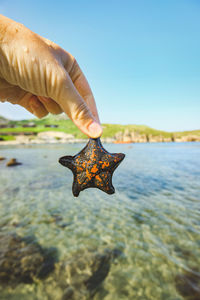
[67,59,100,123]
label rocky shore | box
[0,129,200,146]
[114,129,200,143]
[0,131,115,145]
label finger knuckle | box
[73,102,91,122]
[68,59,82,83]
[37,111,48,119]
[50,107,62,115]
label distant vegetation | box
[0,114,199,141]
[0,116,9,124]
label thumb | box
[49,68,102,138]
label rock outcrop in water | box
[6,158,22,167]
[174,247,200,300]
[0,233,57,286]
[175,269,200,300]
[59,248,123,300]
[35,247,123,300]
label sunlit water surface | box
[0,142,200,300]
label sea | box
[0,142,200,300]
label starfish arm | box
[72,175,81,197]
[100,153,125,172]
[59,155,74,170]
[110,153,125,172]
[72,172,92,197]
[94,172,115,195]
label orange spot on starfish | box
[91,164,98,173]
[102,162,109,169]
[95,175,102,182]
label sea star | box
[59,138,125,197]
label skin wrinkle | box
[34,58,41,95]
[50,64,67,100]
[30,96,48,118]
[71,101,92,123]
[0,49,10,82]
[63,51,75,73]
[43,61,49,97]
[10,51,18,83]
[38,96,62,115]
[0,78,25,104]
[68,59,81,83]
[18,92,34,113]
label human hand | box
[0,15,102,138]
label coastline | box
[0,132,200,146]
[1,117,200,146]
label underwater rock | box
[49,214,72,228]
[0,236,123,299]
[62,287,75,300]
[6,158,22,167]
[85,251,112,291]
[50,213,63,223]
[56,247,123,300]
[0,233,57,286]
[175,269,200,300]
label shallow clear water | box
[0,142,200,300]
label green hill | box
[0,116,9,124]
[0,114,199,140]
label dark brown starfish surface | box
[59,138,125,197]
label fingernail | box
[88,122,102,138]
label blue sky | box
[0,0,199,131]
